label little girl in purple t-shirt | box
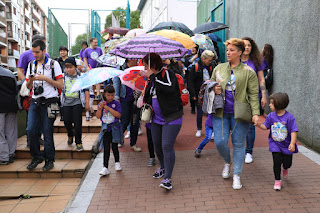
[257,93,298,191]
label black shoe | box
[39,138,44,146]
[60,116,64,121]
[27,158,43,170]
[191,109,195,114]
[67,137,73,145]
[0,161,9,165]
[43,160,54,171]
[9,155,15,163]
[76,143,84,151]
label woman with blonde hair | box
[211,38,260,189]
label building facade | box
[138,0,197,32]
[0,0,47,72]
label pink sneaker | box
[282,166,288,179]
[274,180,282,191]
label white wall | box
[140,0,197,32]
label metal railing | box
[0,16,5,24]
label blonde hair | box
[224,38,245,52]
[201,50,214,59]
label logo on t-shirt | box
[101,110,115,124]
[90,51,99,60]
[45,64,51,71]
[65,78,78,98]
[271,122,288,142]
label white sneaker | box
[115,162,122,171]
[222,163,231,179]
[118,143,123,148]
[125,131,130,139]
[130,145,142,152]
[245,153,253,164]
[211,132,214,140]
[138,127,143,136]
[232,175,242,189]
[99,167,110,176]
[195,130,202,137]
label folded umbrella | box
[109,34,187,59]
[147,21,194,36]
[119,66,148,91]
[69,67,122,93]
[193,22,229,34]
[149,29,196,49]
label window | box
[13,7,16,15]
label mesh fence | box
[48,9,68,59]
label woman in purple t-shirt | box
[257,93,298,191]
[241,37,267,164]
[143,53,183,190]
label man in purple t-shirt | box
[17,35,50,81]
[83,37,103,98]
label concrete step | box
[54,116,101,133]
[0,159,90,178]
[15,134,98,160]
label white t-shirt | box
[26,58,63,99]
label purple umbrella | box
[109,34,187,59]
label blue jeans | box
[196,103,203,130]
[27,102,56,161]
[246,124,255,154]
[212,113,250,176]
[197,124,213,150]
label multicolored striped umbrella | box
[109,34,187,59]
[147,21,194,36]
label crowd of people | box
[0,32,299,192]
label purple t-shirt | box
[120,86,134,102]
[18,50,50,75]
[224,70,236,113]
[242,59,266,98]
[79,48,86,60]
[152,98,182,125]
[99,100,121,125]
[83,47,103,68]
[263,111,299,155]
[205,114,213,128]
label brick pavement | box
[87,107,320,213]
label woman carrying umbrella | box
[211,38,260,189]
[143,53,183,190]
[241,37,267,164]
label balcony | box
[7,31,19,43]
[0,0,5,7]
[8,49,20,59]
[32,7,41,21]
[25,22,31,34]
[32,20,41,33]
[0,32,7,47]
[24,8,30,20]
[8,57,17,68]
[1,55,8,66]
[25,39,31,49]
[0,15,6,28]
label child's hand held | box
[288,144,295,152]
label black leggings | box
[63,104,83,144]
[146,128,155,158]
[272,152,293,180]
[103,131,120,168]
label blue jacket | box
[98,121,124,145]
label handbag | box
[230,71,252,123]
[140,104,153,123]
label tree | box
[71,33,88,56]
[104,7,141,30]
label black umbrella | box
[147,21,194,37]
[193,22,229,34]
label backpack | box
[175,74,189,106]
[194,63,213,72]
[264,68,273,90]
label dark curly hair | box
[262,44,274,68]
[242,37,262,71]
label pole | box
[126,0,130,29]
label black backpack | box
[264,68,273,90]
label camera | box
[47,103,59,118]
[33,85,44,95]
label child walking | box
[195,114,214,157]
[96,85,123,175]
[256,93,298,191]
[62,57,89,151]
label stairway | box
[0,101,102,179]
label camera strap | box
[32,57,48,89]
